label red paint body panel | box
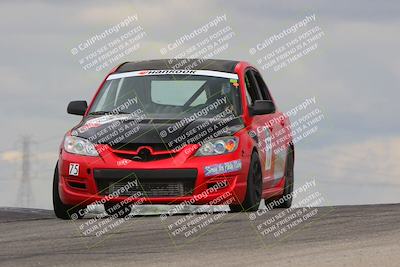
[58,60,293,206]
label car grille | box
[114,152,176,162]
[94,169,197,197]
[109,182,186,197]
[110,143,170,151]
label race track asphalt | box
[0,204,399,267]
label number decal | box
[69,163,79,176]
[264,127,272,170]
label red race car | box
[53,59,294,219]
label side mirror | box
[67,101,87,116]
[250,100,275,115]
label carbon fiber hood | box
[71,115,244,150]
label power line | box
[16,136,33,207]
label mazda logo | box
[134,147,151,161]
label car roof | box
[115,59,240,73]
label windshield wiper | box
[88,111,130,115]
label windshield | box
[88,72,242,119]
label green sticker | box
[230,79,238,83]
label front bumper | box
[58,143,251,206]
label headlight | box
[195,137,238,156]
[64,136,99,156]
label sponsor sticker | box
[230,78,239,88]
[264,127,272,170]
[204,159,242,177]
[107,69,239,80]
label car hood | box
[71,114,244,150]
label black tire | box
[53,163,86,220]
[104,202,132,218]
[230,152,262,212]
[274,149,294,209]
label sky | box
[0,0,399,209]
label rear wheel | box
[230,152,262,212]
[53,163,86,220]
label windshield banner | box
[107,69,239,80]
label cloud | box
[300,136,400,186]
[1,151,22,162]
[1,150,57,163]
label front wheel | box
[230,152,262,212]
[53,163,86,220]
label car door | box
[243,69,276,189]
[251,69,287,188]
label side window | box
[244,70,261,105]
[252,70,273,102]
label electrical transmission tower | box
[17,136,33,207]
